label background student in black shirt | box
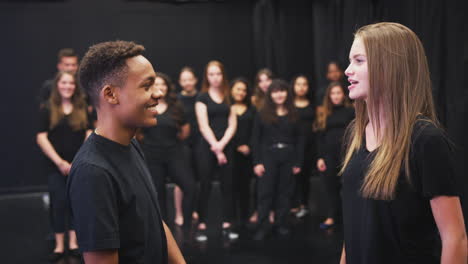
[194,60,238,241]
[67,41,185,264]
[291,74,316,218]
[314,81,354,229]
[251,79,305,240]
[138,72,196,227]
[177,66,200,221]
[340,22,466,264]
[36,71,92,261]
[230,77,256,224]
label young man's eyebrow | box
[140,76,155,86]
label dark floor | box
[0,191,342,264]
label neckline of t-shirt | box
[362,134,379,154]
[91,132,132,150]
[207,92,225,105]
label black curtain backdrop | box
[0,0,466,218]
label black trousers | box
[257,146,295,229]
[196,139,234,223]
[48,171,71,233]
[293,139,315,208]
[232,150,255,222]
[320,148,342,220]
[144,145,196,225]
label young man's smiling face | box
[114,55,162,128]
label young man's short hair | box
[57,48,78,62]
[78,41,145,108]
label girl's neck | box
[181,89,197,96]
[276,105,287,116]
[295,96,309,107]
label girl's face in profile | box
[155,77,168,98]
[57,73,76,100]
[345,37,369,100]
[179,71,197,93]
[271,89,287,106]
[330,85,345,106]
[231,81,247,103]
[258,74,272,93]
[207,65,223,88]
[294,76,309,97]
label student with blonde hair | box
[340,22,467,264]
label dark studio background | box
[0,0,466,218]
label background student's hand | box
[292,166,301,175]
[216,152,228,165]
[210,141,224,154]
[317,158,327,172]
[237,145,250,156]
[57,160,71,176]
[254,164,265,177]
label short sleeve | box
[412,124,459,198]
[38,106,50,133]
[67,163,120,252]
[195,92,208,104]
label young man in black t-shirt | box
[67,41,186,264]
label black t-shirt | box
[296,104,315,142]
[38,106,88,172]
[196,92,230,140]
[177,92,199,145]
[67,133,168,264]
[233,106,256,148]
[141,108,187,149]
[317,105,355,157]
[342,119,459,264]
[252,114,305,167]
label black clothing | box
[232,106,257,222]
[141,108,195,225]
[38,105,88,233]
[67,133,168,264]
[252,114,305,229]
[293,104,316,207]
[38,106,88,173]
[196,92,230,140]
[317,105,354,219]
[342,119,459,264]
[38,78,53,106]
[178,92,200,146]
[252,115,305,168]
[195,92,234,223]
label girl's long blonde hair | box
[340,22,438,200]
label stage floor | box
[0,192,342,264]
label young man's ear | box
[102,85,119,105]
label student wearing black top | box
[177,66,200,221]
[251,79,305,240]
[138,72,196,227]
[36,71,92,261]
[314,81,354,229]
[230,78,257,223]
[38,49,79,107]
[339,22,466,264]
[194,60,238,241]
[67,41,185,264]
[291,75,315,218]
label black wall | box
[0,0,466,198]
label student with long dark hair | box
[251,79,305,240]
[340,22,466,263]
[230,77,256,224]
[251,68,273,110]
[138,72,196,227]
[36,71,92,261]
[291,74,315,218]
[314,81,354,229]
[194,60,238,241]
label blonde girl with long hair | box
[340,22,466,264]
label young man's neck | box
[95,112,136,146]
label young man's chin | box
[141,117,158,127]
